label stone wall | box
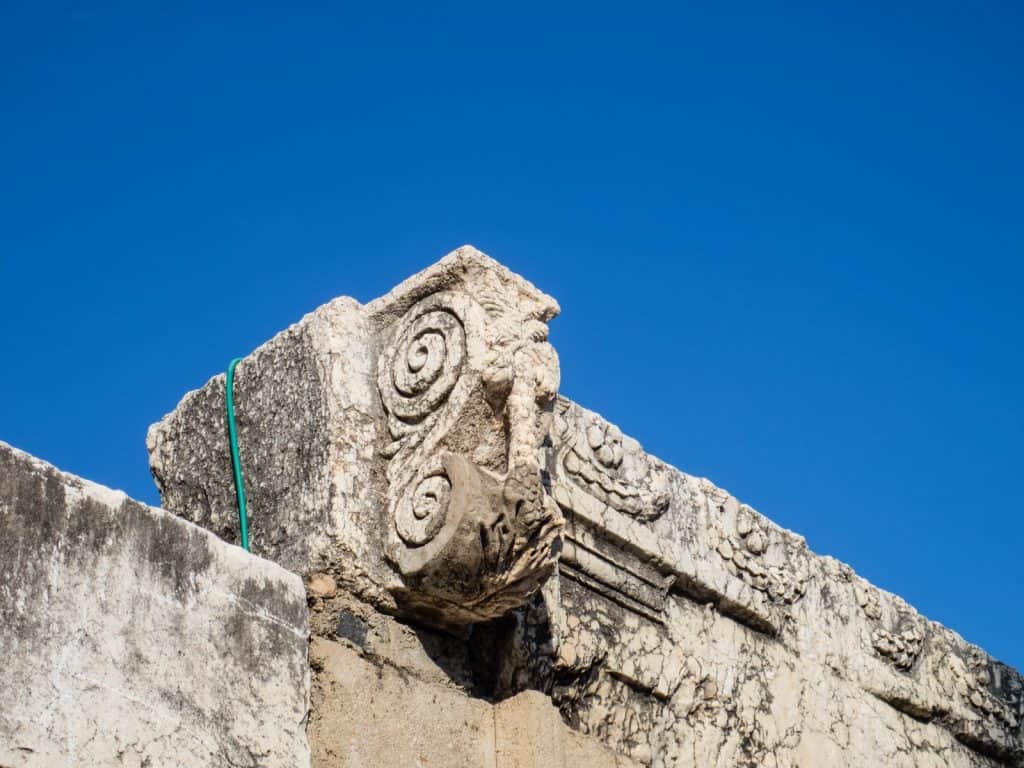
[3,245,1019,767]
[147,245,1023,767]
[537,397,1023,766]
[0,443,635,768]
[0,441,310,768]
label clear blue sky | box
[2,3,1021,667]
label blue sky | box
[1,3,1021,667]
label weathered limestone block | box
[148,245,563,627]
[309,635,497,767]
[496,690,643,768]
[0,441,310,768]
[147,295,381,597]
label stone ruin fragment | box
[2,245,1022,767]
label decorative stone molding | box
[871,625,924,672]
[853,580,883,621]
[553,397,670,522]
[375,257,564,624]
[943,647,1021,734]
[710,501,808,606]
[854,581,923,672]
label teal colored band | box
[225,357,250,551]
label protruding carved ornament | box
[377,288,563,623]
[713,503,808,605]
[553,399,670,521]
[853,582,923,672]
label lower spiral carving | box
[387,452,563,625]
[395,470,452,547]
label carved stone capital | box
[375,251,564,624]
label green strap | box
[225,357,250,551]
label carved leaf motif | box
[712,502,808,605]
[555,399,670,522]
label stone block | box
[308,635,637,768]
[309,636,496,768]
[149,245,564,628]
[495,690,641,768]
[0,441,310,768]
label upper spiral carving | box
[382,307,465,424]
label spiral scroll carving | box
[376,278,564,627]
[381,306,466,426]
[394,464,452,546]
[377,292,478,569]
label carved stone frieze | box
[853,581,923,672]
[942,646,1021,734]
[558,529,675,625]
[544,575,687,765]
[145,245,1024,768]
[553,398,670,522]
[707,493,809,607]
[870,626,924,672]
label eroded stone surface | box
[373,254,563,624]
[0,441,310,768]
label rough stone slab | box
[495,690,642,768]
[0,441,310,768]
[146,295,381,595]
[310,635,497,768]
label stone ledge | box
[0,441,311,768]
